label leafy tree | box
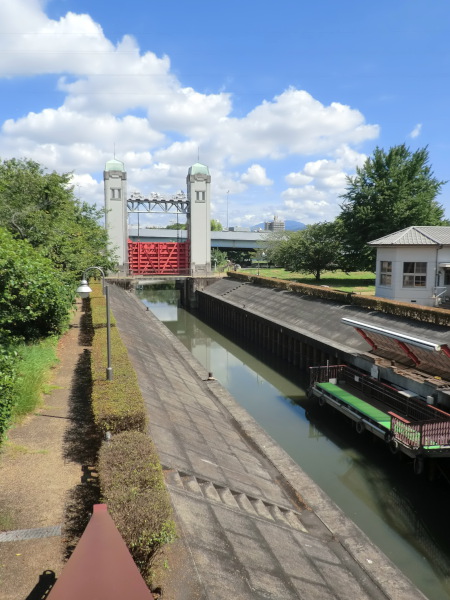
[339,145,447,271]
[226,249,253,266]
[0,227,73,341]
[0,158,116,282]
[210,219,223,231]
[211,248,228,269]
[272,222,342,281]
[166,222,187,230]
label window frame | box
[379,260,392,286]
[402,261,427,288]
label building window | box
[195,191,205,202]
[403,262,427,287]
[379,261,392,286]
[111,188,121,199]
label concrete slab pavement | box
[109,285,428,600]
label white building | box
[368,226,450,307]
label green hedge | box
[0,348,18,441]
[227,272,450,326]
[98,430,175,581]
[89,282,147,434]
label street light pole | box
[76,266,113,381]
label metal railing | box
[392,417,450,450]
[309,365,450,424]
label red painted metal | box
[47,504,154,600]
[128,240,190,275]
[440,344,450,359]
[355,327,378,350]
[396,341,421,366]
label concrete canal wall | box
[196,278,450,407]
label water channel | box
[136,283,450,600]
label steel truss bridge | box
[127,192,189,215]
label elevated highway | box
[128,227,267,251]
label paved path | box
[0,303,89,600]
[110,285,428,600]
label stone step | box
[201,481,222,502]
[181,474,203,495]
[269,504,290,526]
[283,510,308,533]
[235,493,258,515]
[252,499,275,520]
[164,469,184,488]
[163,467,307,532]
[216,486,240,509]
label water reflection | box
[137,285,450,600]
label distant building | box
[229,226,251,232]
[264,215,285,232]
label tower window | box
[195,191,205,203]
[111,188,121,199]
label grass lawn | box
[240,268,376,294]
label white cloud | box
[0,1,380,226]
[241,164,273,186]
[279,145,368,223]
[409,123,422,138]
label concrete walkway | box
[109,285,428,600]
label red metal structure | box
[47,504,154,600]
[128,240,190,275]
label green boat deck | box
[317,382,391,428]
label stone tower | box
[103,158,128,272]
[186,162,211,276]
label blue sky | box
[1,0,449,228]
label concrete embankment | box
[110,284,428,600]
[198,277,450,404]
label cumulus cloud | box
[280,145,368,223]
[409,123,422,138]
[241,164,273,186]
[0,1,380,224]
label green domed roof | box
[105,158,125,172]
[188,162,209,176]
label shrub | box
[89,282,147,434]
[98,431,176,580]
[0,227,73,340]
[0,347,18,440]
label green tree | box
[339,145,447,271]
[210,219,223,231]
[211,249,228,270]
[272,222,342,281]
[0,158,116,282]
[166,222,187,230]
[0,227,73,341]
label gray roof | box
[368,226,450,246]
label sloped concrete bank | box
[110,285,427,600]
[198,278,450,405]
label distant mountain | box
[252,220,306,231]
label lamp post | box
[76,266,112,381]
